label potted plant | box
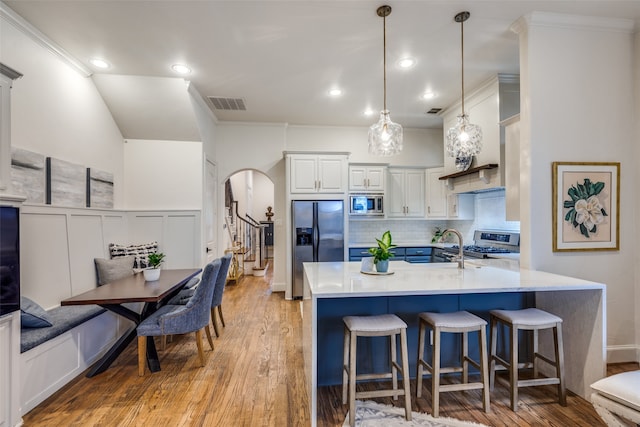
[368,230,396,273]
[143,252,165,281]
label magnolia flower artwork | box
[563,178,607,238]
[552,162,619,252]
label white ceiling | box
[4,1,640,132]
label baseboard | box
[271,281,286,293]
[607,344,640,364]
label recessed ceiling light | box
[422,91,436,100]
[398,57,416,69]
[89,58,110,69]
[328,88,343,97]
[363,108,376,116]
[171,64,191,75]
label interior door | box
[204,159,217,264]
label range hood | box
[439,74,519,193]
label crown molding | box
[0,2,91,77]
[516,11,635,34]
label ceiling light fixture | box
[89,58,110,69]
[171,64,191,75]
[328,88,343,97]
[398,57,415,69]
[368,5,403,157]
[446,11,482,172]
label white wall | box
[123,139,203,210]
[0,16,125,207]
[635,29,640,361]
[516,13,637,362]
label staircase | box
[225,200,267,282]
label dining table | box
[61,268,201,377]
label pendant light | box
[368,5,403,156]
[446,11,482,171]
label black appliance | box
[0,206,20,316]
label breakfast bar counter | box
[302,261,606,426]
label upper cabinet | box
[349,165,385,193]
[286,153,348,194]
[387,168,425,218]
[440,74,519,193]
[426,167,474,219]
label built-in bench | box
[19,305,125,414]
[20,305,106,354]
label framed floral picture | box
[552,162,620,252]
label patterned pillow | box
[109,241,158,269]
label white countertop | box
[303,261,604,298]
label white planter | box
[143,268,161,281]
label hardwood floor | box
[22,265,638,426]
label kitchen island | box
[302,261,606,426]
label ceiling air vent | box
[427,108,442,114]
[208,97,247,111]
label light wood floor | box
[23,265,638,426]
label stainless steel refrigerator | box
[292,200,344,298]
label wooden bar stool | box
[416,311,490,417]
[342,314,412,427]
[489,308,566,411]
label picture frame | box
[552,162,620,252]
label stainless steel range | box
[432,230,520,262]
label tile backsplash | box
[349,189,520,246]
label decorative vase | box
[455,156,473,172]
[143,268,161,281]
[375,260,389,273]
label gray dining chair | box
[210,252,233,337]
[136,258,221,376]
[165,253,232,340]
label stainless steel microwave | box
[349,194,384,216]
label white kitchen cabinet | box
[446,193,475,219]
[426,167,447,218]
[287,153,348,194]
[502,114,520,221]
[349,165,385,192]
[426,167,474,219]
[387,168,425,218]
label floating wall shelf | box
[439,164,498,190]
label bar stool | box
[342,314,412,427]
[416,311,490,417]
[489,308,566,411]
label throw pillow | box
[20,296,53,328]
[109,241,158,269]
[591,371,640,412]
[95,256,135,285]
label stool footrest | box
[357,389,407,399]
[356,372,393,381]
[440,382,486,392]
[534,352,557,367]
[518,377,560,388]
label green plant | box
[368,230,396,264]
[147,252,165,269]
[431,227,443,243]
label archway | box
[223,169,275,284]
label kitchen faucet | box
[441,228,464,269]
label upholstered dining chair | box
[166,253,232,340]
[136,258,221,376]
[209,252,232,337]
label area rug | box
[342,400,489,427]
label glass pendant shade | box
[368,110,403,156]
[446,113,483,158]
